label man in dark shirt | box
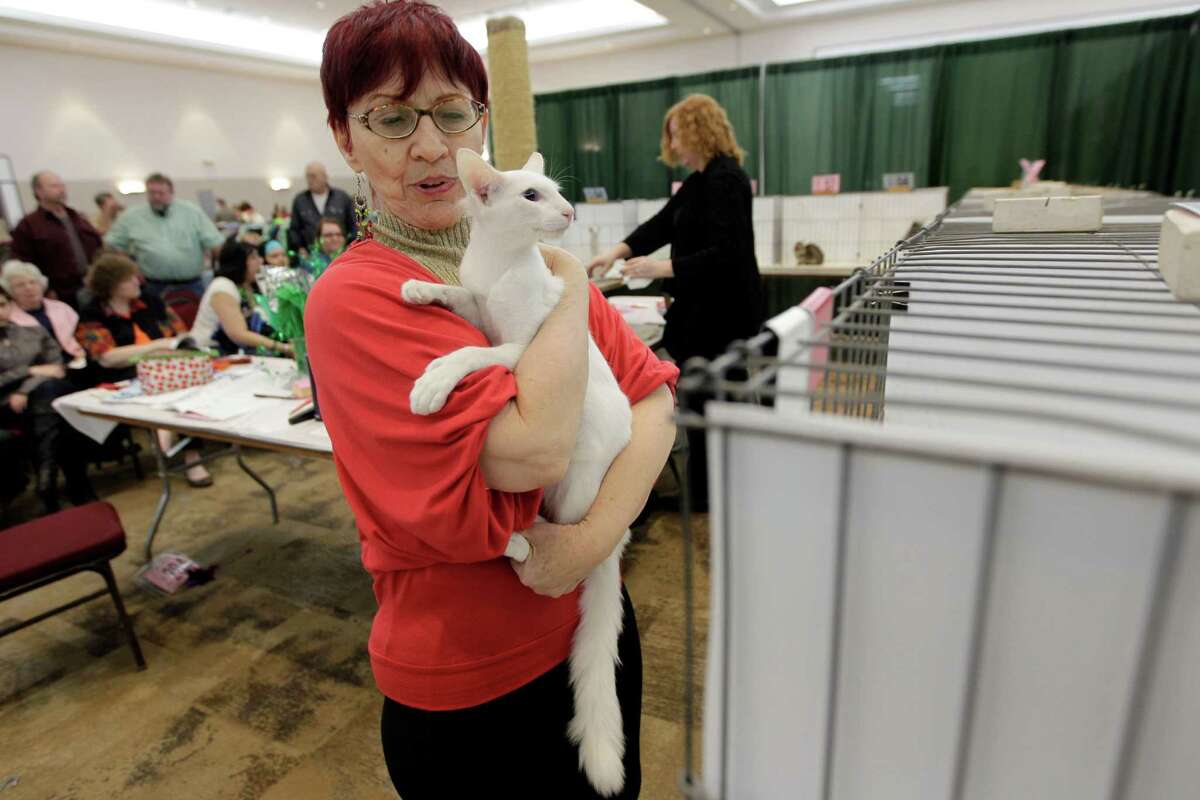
[10,171,102,308]
[289,162,356,257]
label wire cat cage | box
[676,191,1200,800]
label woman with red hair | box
[590,94,764,514]
[305,2,677,796]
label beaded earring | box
[353,172,373,241]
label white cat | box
[401,149,634,796]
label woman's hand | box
[511,519,598,598]
[8,393,28,414]
[538,245,590,307]
[621,257,673,280]
[29,364,66,379]
[539,243,588,284]
[586,253,617,278]
[586,243,633,278]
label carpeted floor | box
[0,438,707,799]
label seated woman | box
[0,284,96,512]
[264,239,289,267]
[76,253,214,487]
[1,259,87,369]
[301,216,347,275]
[190,238,291,356]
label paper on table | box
[607,295,667,326]
[604,261,653,291]
[53,395,120,443]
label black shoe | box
[66,478,99,506]
[61,459,98,506]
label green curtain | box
[615,79,676,198]
[534,10,1200,202]
[1175,26,1200,195]
[931,38,1056,202]
[532,86,620,202]
[1048,16,1196,192]
[764,49,941,195]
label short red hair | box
[321,1,489,136]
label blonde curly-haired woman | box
[589,93,764,511]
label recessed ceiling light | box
[702,26,712,35]
[315,0,325,8]
[456,0,666,51]
[0,0,326,65]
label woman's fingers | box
[621,257,649,277]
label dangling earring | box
[354,172,373,241]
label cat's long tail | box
[568,531,631,797]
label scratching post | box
[486,16,537,171]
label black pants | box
[381,587,642,799]
[0,379,94,508]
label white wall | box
[1,43,346,216]
[529,0,1196,93]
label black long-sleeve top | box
[623,154,764,364]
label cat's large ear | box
[456,148,501,204]
[521,152,545,175]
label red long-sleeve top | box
[305,239,678,710]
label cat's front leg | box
[401,280,482,327]
[411,342,525,415]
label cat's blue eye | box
[522,189,540,201]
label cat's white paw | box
[401,280,442,307]
[409,360,461,415]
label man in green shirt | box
[104,172,225,303]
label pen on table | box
[253,392,296,399]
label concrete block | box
[992,195,1103,233]
[1158,208,1200,301]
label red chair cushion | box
[0,502,127,592]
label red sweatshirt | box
[305,240,678,710]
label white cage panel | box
[832,451,990,800]
[699,403,1200,800]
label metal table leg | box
[143,430,173,561]
[235,444,279,524]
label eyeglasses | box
[351,95,486,139]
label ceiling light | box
[702,26,712,35]
[117,179,146,195]
[457,0,666,51]
[315,0,325,8]
[0,0,325,65]
[269,177,292,191]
